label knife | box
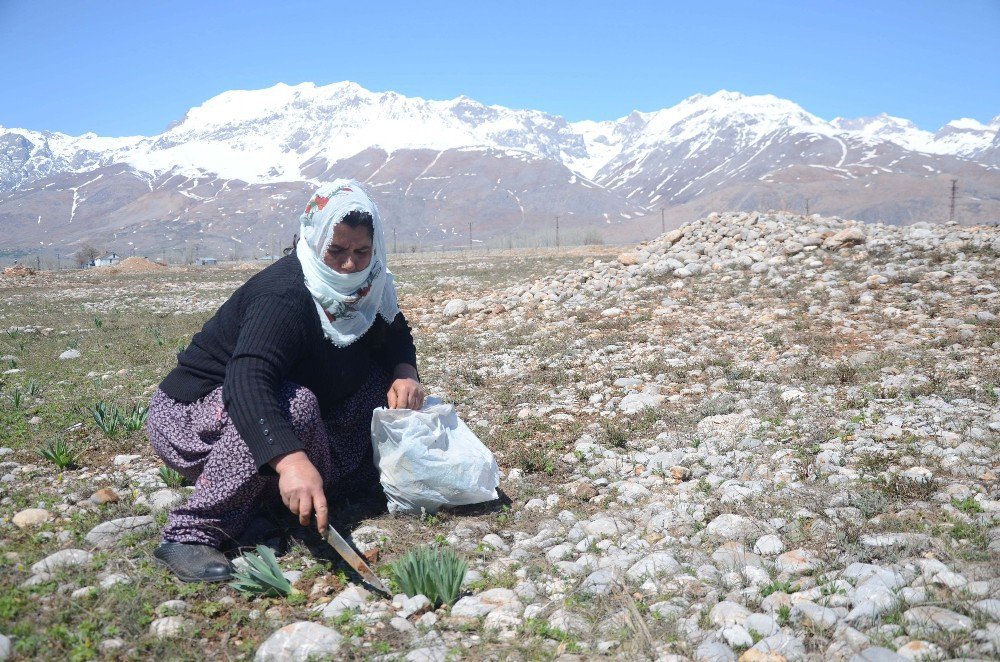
[323,524,390,595]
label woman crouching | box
[146,179,424,582]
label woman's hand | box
[270,451,327,532]
[388,363,425,410]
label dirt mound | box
[113,257,166,273]
[2,264,35,277]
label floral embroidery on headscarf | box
[303,186,354,222]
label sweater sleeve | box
[372,312,419,377]
[223,294,308,473]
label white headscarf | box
[295,179,400,347]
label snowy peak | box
[2,82,997,190]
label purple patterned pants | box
[146,368,389,547]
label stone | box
[443,299,467,316]
[316,584,369,618]
[625,552,681,582]
[859,533,930,551]
[710,600,751,627]
[156,599,189,615]
[147,489,186,514]
[85,516,157,548]
[695,641,736,661]
[30,549,94,574]
[895,640,945,661]
[792,601,839,629]
[670,465,691,480]
[398,594,432,619]
[579,567,621,596]
[973,599,1000,620]
[405,647,447,662]
[902,606,973,634]
[254,621,343,661]
[706,514,760,541]
[13,508,52,528]
[744,632,806,661]
[722,624,754,648]
[0,635,9,661]
[849,648,907,662]
[618,392,664,413]
[745,613,779,637]
[148,616,191,638]
[89,488,119,505]
[774,549,820,575]
[753,535,785,556]
[450,588,520,618]
[99,573,131,589]
[58,349,81,360]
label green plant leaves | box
[229,545,294,598]
[390,545,467,607]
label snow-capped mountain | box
[1,83,997,256]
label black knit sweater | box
[159,254,417,472]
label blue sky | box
[1,0,997,137]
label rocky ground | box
[0,211,997,661]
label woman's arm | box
[223,295,307,472]
[374,313,424,409]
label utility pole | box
[949,179,958,223]
[555,215,560,249]
[805,198,810,216]
[56,251,61,270]
[468,222,472,248]
[660,208,665,234]
[393,228,397,253]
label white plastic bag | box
[371,397,500,514]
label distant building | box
[258,254,281,261]
[198,257,218,266]
[93,252,121,267]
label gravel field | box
[0,211,997,661]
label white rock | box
[625,552,681,582]
[315,584,370,618]
[85,516,157,548]
[12,508,52,528]
[443,299,467,317]
[694,640,736,661]
[31,549,94,574]
[548,609,590,635]
[974,599,1000,620]
[148,616,191,639]
[709,601,750,627]
[775,548,821,575]
[706,514,760,541]
[58,349,81,360]
[450,588,520,618]
[747,632,806,661]
[903,606,973,633]
[793,600,839,629]
[618,392,665,414]
[753,534,785,556]
[254,621,343,661]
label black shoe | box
[154,542,233,583]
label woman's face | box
[323,222,373,274]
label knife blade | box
[324,524,390,595]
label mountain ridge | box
[1,82,997,256]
